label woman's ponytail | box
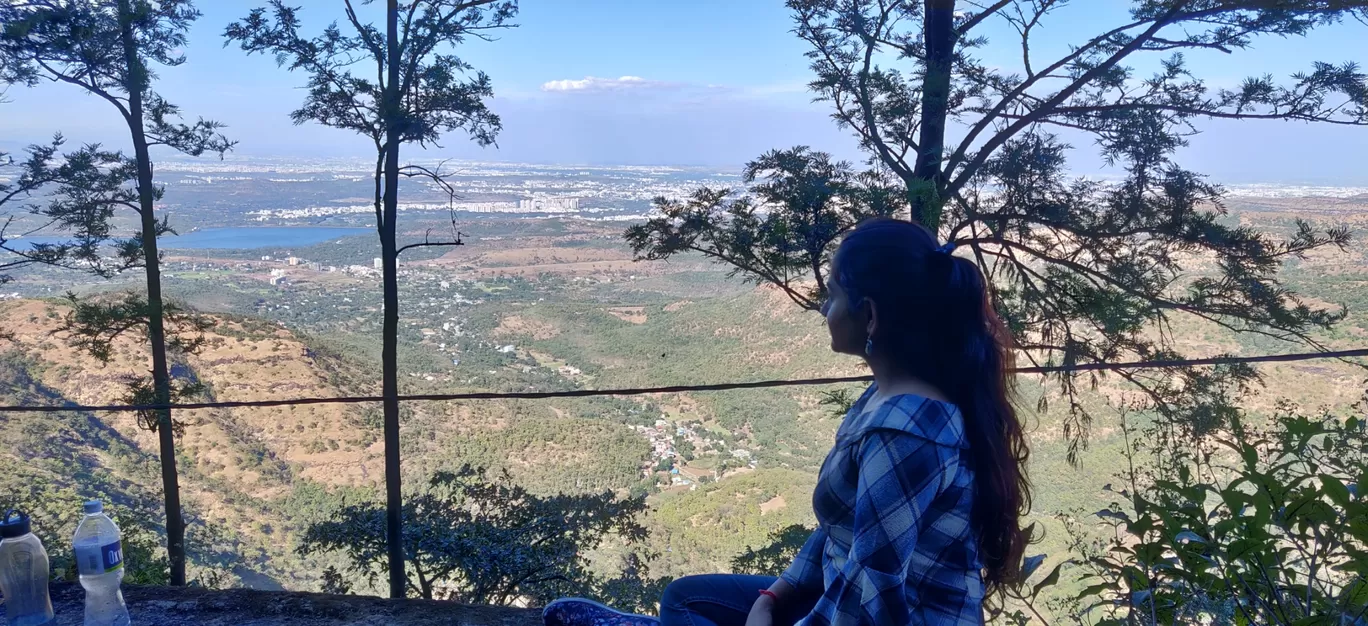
[833,219,1031,595]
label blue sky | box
[2,1,1367,183]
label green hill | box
[1,211,1364,604]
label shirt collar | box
[839,384,969,449]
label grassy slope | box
[0,300,379,588]
[2,208,1365,599]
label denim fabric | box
[659,574,819,626]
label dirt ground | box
[47,582,541,626]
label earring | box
[864,337,874,356]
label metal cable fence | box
[6,345,1366,598]
[1,347,1364,414]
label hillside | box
[0,352,164,580]
[1,209,1365,601]
[0,299,387,586]
[0,293,661,589]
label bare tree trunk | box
[116,0,184,586]
[810,256,827,301]
[912,0,956,230]
[382,0,406,600]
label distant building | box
[373,257,383,270]
[269,269,285,278]
[518,197,580,212]
[287,256,301,266]
[269,275,287,286]
[261,255,272,261]
[309,262,323,271]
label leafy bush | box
[729,400,1368,625]
[1052,402,1368,625]
[298,465,668,612]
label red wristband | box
[758,589,779,601]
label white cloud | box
[535,76,812,104]
[737,82,809,98]
[540,75,675,92]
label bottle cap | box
[83,500,103,515]
[0,510,31,539]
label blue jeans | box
[659,574,818,626]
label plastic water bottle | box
[72,501,129,626]
[0,509,55,626]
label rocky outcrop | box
[46,582,542,626]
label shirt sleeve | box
[815,430,955,626]
[779,525,829,594]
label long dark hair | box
[833,217,1030,593]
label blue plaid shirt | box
[780,386,985,625]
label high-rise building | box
[374,257,384,270]
[518,197,581,212]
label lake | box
[11,227,371,250]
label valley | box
[2,164,1366,601]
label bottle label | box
[75,540,123,575]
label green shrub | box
[1045,401,1368,625]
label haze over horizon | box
[3,1,1368,185]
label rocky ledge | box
[46,582,543,625]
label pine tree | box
[0,0,233,584]
[0,136,132,287]
[225,0,515,597]
[629,1,1368,459]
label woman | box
[545,218,1030,626]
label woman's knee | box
[661,574,712,609]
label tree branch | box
[396,229,465,256]
[33,57,133,122]
[957,0,1011,36]
[945,13,1160,180]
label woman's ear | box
[863,297,878,338]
